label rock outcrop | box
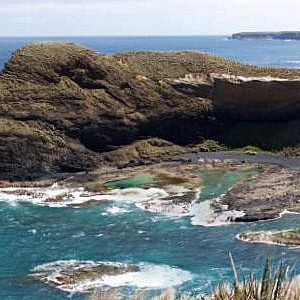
[212,74,300,121]
[237,230,300,248]
[1,42,300,180]
[219,167,300,222]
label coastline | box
[1,151,299,225]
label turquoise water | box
[197,168,256,201]
[2,168,300,299]
[106,174,155,189]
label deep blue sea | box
[1,36,300,300]
[1,36,300,69]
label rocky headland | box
[232,31,300,40]
[1,42,300,181]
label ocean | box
[1,36,300,300]
[1,36,300,69]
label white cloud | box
[0,0,300,36]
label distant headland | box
[232,31,300,40]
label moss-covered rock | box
[105,138,186,168]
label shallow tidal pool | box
[1,167,300,299]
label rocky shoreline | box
[178,151,300,170]
[177,152,300,225]
[0,152,299,224]
[0,163,205,217]
[218,167,300,222]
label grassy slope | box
[116,51,300,79]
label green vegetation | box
[105,138,186,168]
[192,140,227,152]
[240,145,263,153]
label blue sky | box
[1,0,300,36]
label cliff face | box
[0,42,300,180]
[212,74,300,121]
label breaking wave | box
[31,260,193,293]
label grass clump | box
[192,140,227,152]
[105,138,186,168]
[210,257,300,300]
[239,145,263,153]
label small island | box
[232,31,300,40]
[237,229,300,248]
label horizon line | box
[0,34,232,38]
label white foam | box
[101,264,193,289]
[136,188,201,218]
[191,199,245,227]
[0,185,169,208]
[279,210,300,217]
[31,260,193,293]
[72,232,86,238]
[0,184,200,219]
[106,206,130,215]
[112,188,169,203]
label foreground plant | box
[211,256,300,300]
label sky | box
[1,0,300,36]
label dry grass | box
[116,51,300,80]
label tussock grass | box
[210,257,300,300]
